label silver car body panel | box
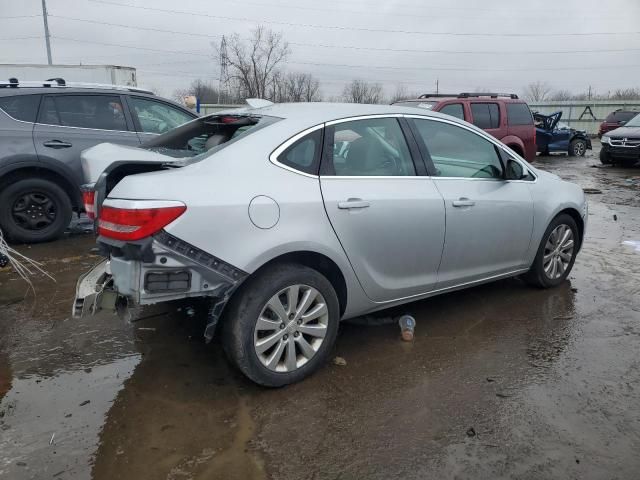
[83,103,587,321]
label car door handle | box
[338,199,370,210]
[452,198,475,207]
[43,140,72,148]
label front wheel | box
[599,149,612,165]
[222,263,340,387]
[569,139,587,157]
[522,214,579,288]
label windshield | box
[624,113,640,127]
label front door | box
[320,116,446,303]
[34,94,140,186]
[409,117,534,288]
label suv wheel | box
[599,149,612,165]
[0,178,72,243]
[569,139,587,157]
[223,263,340,387]
[522,214,578,288]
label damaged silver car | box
[74,101,587,386]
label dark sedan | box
[533,111,591,157]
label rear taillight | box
[98,200,186,241]
[82,189,96,220]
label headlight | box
[601,136,610,145]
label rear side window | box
[40,95,128,131]
[0,95,41,122]
[438,103,464,120]
[471,103,500,129]
[506,103,534,125]
[277,128,323,175]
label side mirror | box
[506,159,526,180]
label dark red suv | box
[598,109,640,137]
[394,93,537,162]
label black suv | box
[0,78,197,243]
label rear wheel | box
[569,138,587,157]
[0,178,72,243]
[222,263,340,387]
[522,214,579,288]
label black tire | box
[222,263,340,387]
[0,178,72,243]
[599,148,612,165]
[569,138,587,157]
[522,214,579,289]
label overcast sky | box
[2,0,640,100]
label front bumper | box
[601,143,640,160]
[72,231,248,335]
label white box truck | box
[0,64,137,86]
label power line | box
[51,35,212,56]
[87,0,640,37]
[0,15,42,20]
[0,35,44,41]
[49,35,640,73]
[48,15,640,56]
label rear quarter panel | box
[106,119,373,318]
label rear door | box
[469,102,501,138]
[33,94,140,186]
[125,96,196,143]
[408,116,534,288]
[320,116,446,302]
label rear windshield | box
[142,113,281,160]
[605,111,638,123]
[506,103,533,126]
[0,94,41,122]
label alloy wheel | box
[543,224,575,280]
[253,284,329,373]
[12,192,57,231]
[574,141,586,156]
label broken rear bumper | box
[72,231,248,337]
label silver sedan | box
[74,102,587,386]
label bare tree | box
[549,89,574,101]
[610,88,640,100]
[172,79,238,105]
[342,79,384,104]
[222,26,290,99]
[284,72,322,102]
[389,84,420,103]
[524,81,553,102]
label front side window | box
[0,95,41,122]
[507,103,533,125]
[39,95,128,130]
[129,97,194,134]
[471,103,500,129]
[327,117,415,176]
[438,103,465,120]
[277,128,322,175]
[412,119,503,179]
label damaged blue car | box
[534,111,592,156]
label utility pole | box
[41,0,52,65]
[587,85,592,100]
[435,78,439,94]
[218,36,229,104]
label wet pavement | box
[1,142,640,480]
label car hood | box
[604,126,640,138]
[81,143,183,184]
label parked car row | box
[0,78,197,243]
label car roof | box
[228,101,465,130]
[396,96,525,104]
[0,86,154,97]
